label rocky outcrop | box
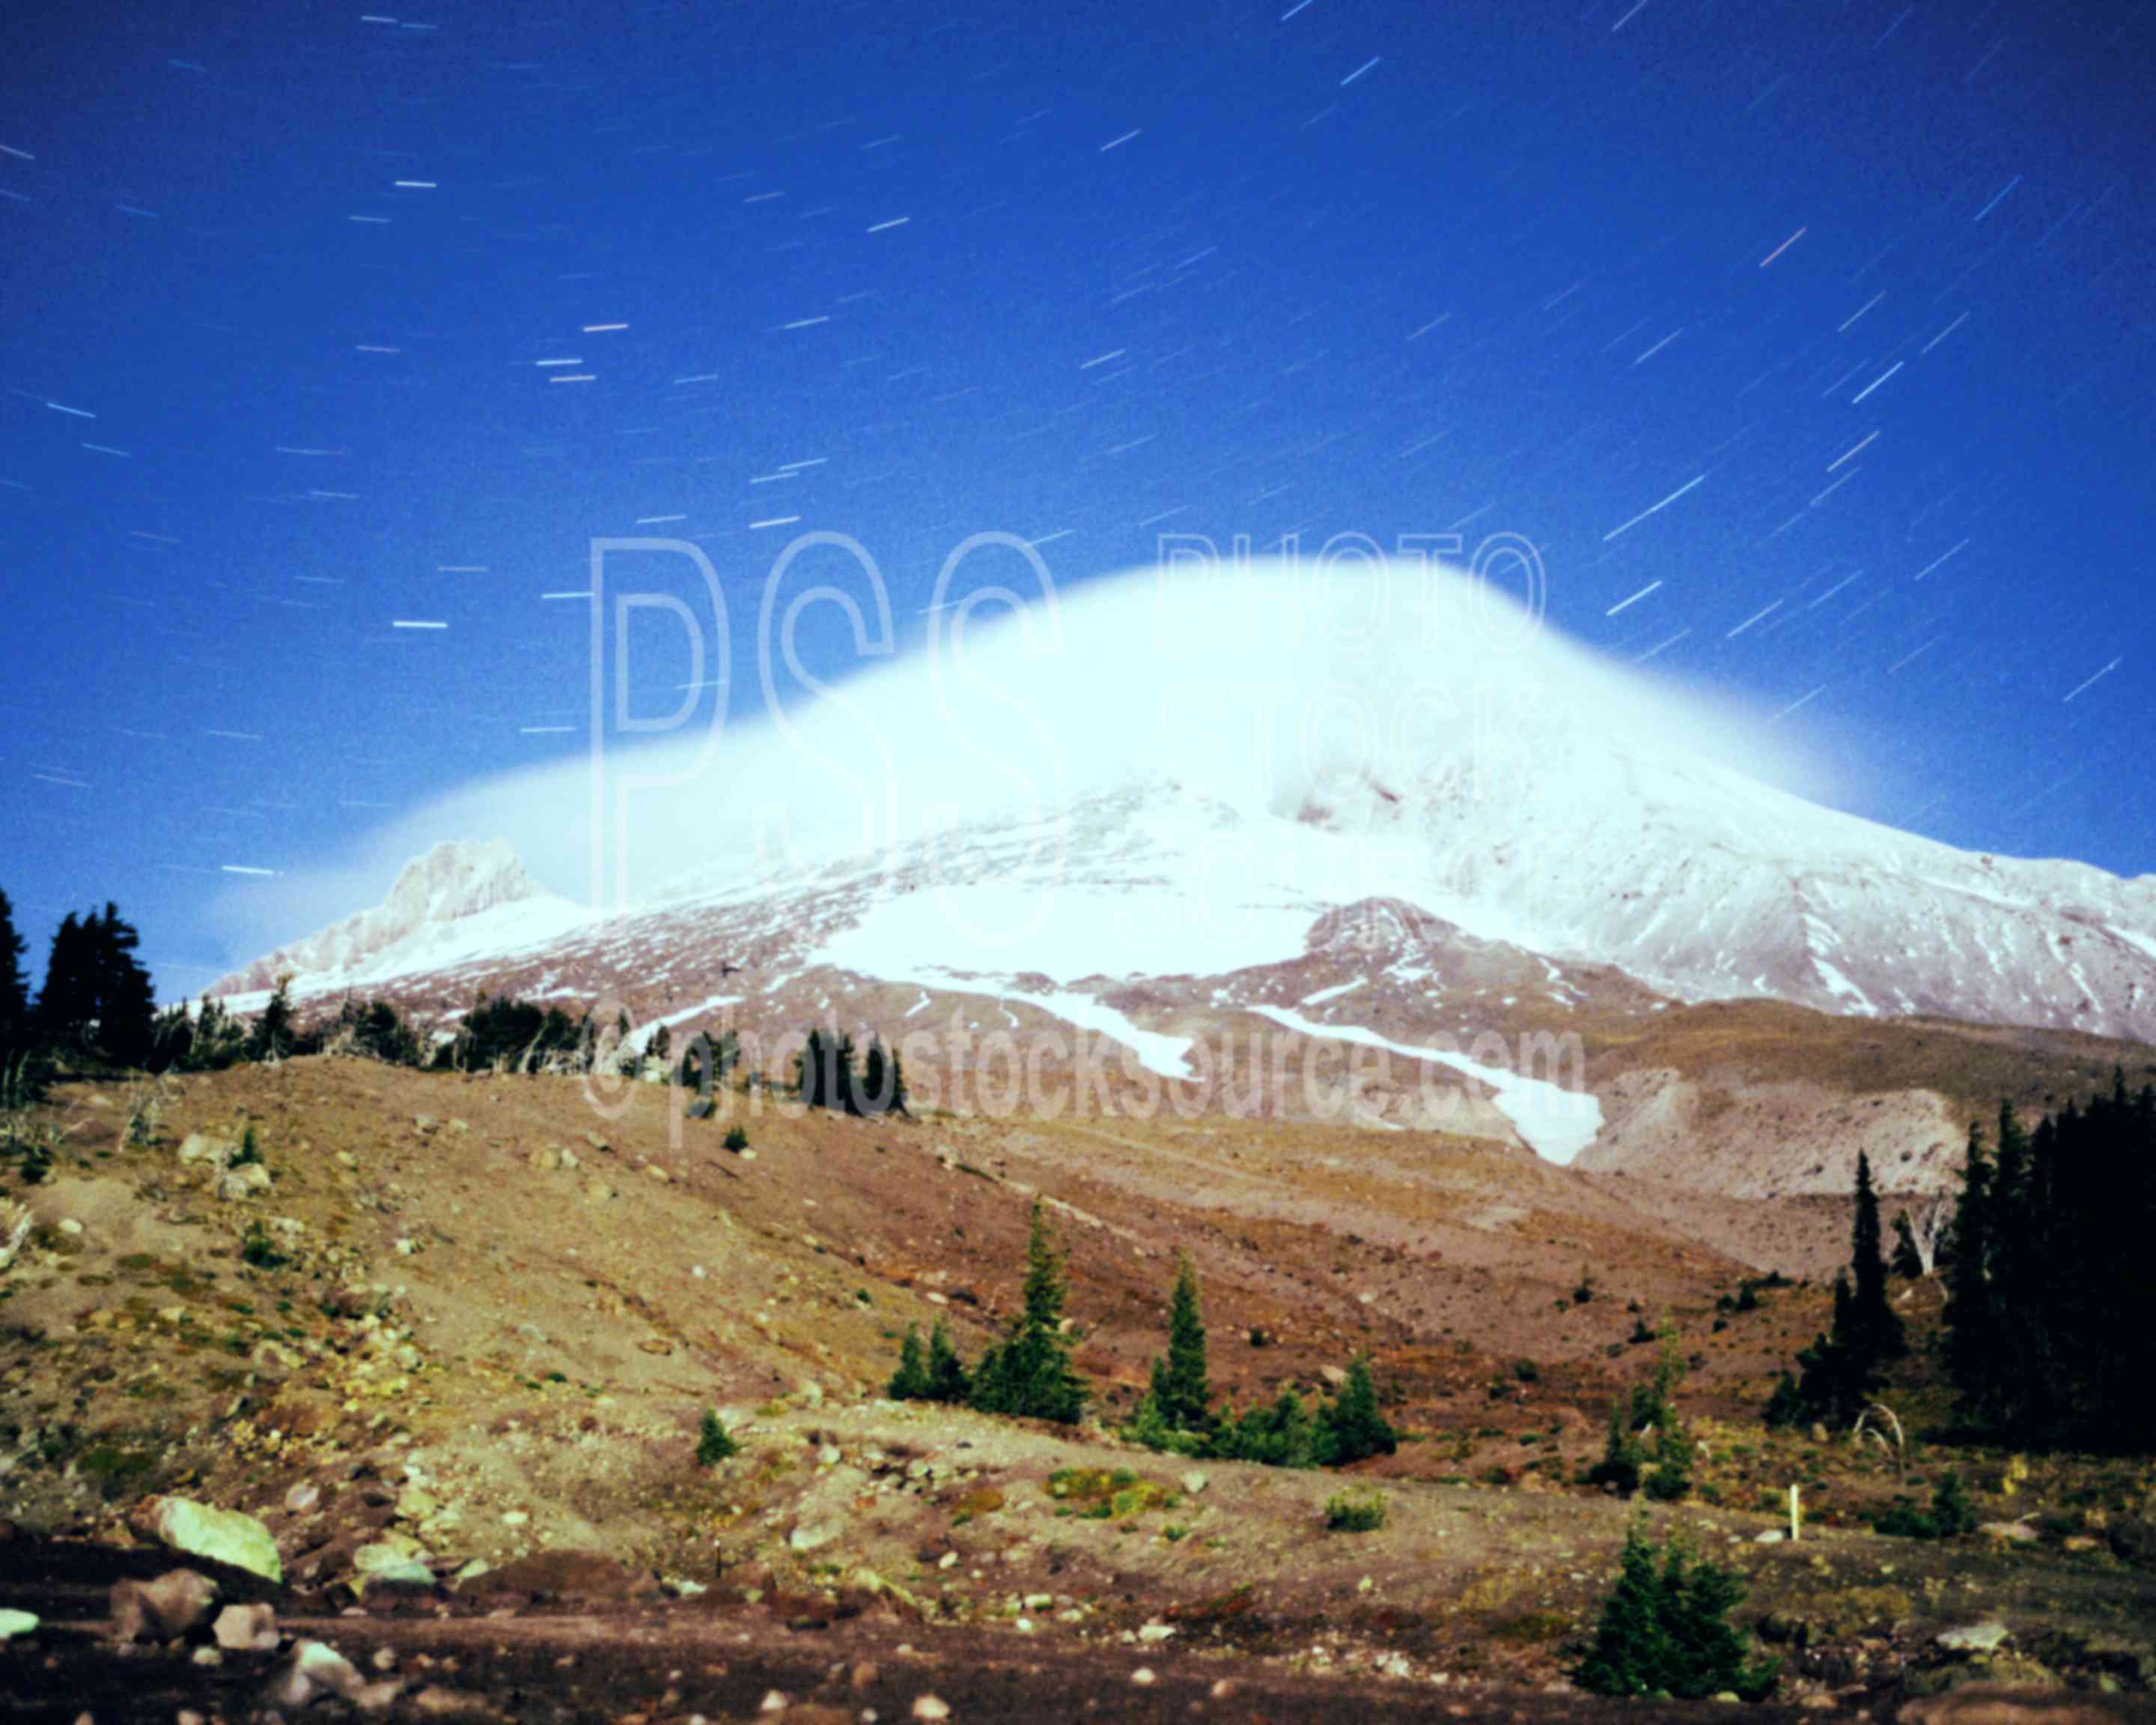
[210,839,555,997]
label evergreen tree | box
[1943,1119,1999,1417]
[695,1408,737,1465]
[1204,1387,1319,1468]
[1574,1524,1779,1701]
[889,1324,930,1399]
[1848,1151,1904,1357]
[36,905,154,1067]
[969,1202,1087,1423]
[0,889,28,1054]
[33,912,91,1051]
[247,977,296,1062]
[1588,1396,1646,1492]
[925,1320,971,1402]
[859,1036,903,1115]
[1316,1353,1397,1465]
[795,1026,859,1113]
[1154,1251,1211,1431]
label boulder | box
[150,1497,283,1581]
[0,1609,37,1641]
[111,1570,220,1643]
[177,1133,232,1166]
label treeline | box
[1765,1081,2156,1452]
[1943,1085,2156,1448]
[887,1217,1398,1470]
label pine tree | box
[1944,1119,1998,1417]
[1575,1523,1779,1701]
[860,1037,895,1114]
[34,912,91,1051]
[248,977,296,1063]
[889,1324,930,1399]
[0,889,28,1054]
[969,1202,1087,1423]
[1848,1151,1904,1357]
[1156,1251,1211,1431]
[925,1320,971,1402]
[1317,1353,1397,1465]
[695,1408,737,1465]
[1588,1396,1646,1492]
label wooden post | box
[1789,1484,1802,1543]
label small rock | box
[1130,1667,1157,1687]
[213,1602,279,1652]
[0,1609,37,1641]
[789,1521,841,1554]
[110,1569,220,1643]
[284,1482,321,1515]
[1979,1521,2037,1545]
[1754,1530,1785,1544]
[1179,1470,1209,1496]
[910,1697,949,1722]
[1937,1621,2012,1655]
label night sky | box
[2,0,2152,994]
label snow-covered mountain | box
[207,562,2156,1193]
[210,839,591,999]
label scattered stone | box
[213,1602,279,1652]
[150,1497,282,1582]
[217,1163,272,1202]
[111,1570,220,1643]
[1938,1622,2014,1655]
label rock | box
[284,1482,321,1515]
[217,1163,272,1202]
[1980,1521,2038,1545]
[352,1542,436,1594]
[178,1133,231,1166]
[213,1602,279,1652]
[910,1698,950,1721]
[1131,1667,1157,1687]
[1180,1470,1209,1496]
[111,1569,221,1642]
[790,1520,843,1554]
[1755,1530,1785,1544]
[1138,1622,1175,1643]
[147,1500,282,1586]
[1940,1622,2014,1655]
[0,1609,37,1640]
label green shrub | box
[228,1126,262,1168]
[1574,1522,1779,1700]
[722,1125,749,1153]
[1324,1487,1386,1532]
[1872,1468,1976,1539]
[695,1408,737,1466]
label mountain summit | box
[210,839,586,999]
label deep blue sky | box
[2,0,2152,994]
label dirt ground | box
[4,1059,2155,1721]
